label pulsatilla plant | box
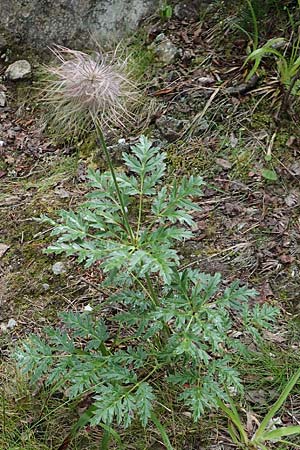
[16,136,279,449]
[15,46,280,448]
[42,136,204,283]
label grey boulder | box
[0,0,159,51]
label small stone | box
[174,2,199,20]
[42,283,50,291]
[0,91,6,106]
[0,141,5,147]
[52,261,67,275]
[284,190,299,207]
[5,60,31,81]
[84,304,93,312]
[197,76,215,85]
[216,158,232,170]
[194,119,209,134]
[152,34,179,65]
[246,389,268,405]
[54,187,71,198]
[289,161,300,176]
[0,243,10,258]
[7,318,17,329]
[156,115,185,142]
[0,323,7,332]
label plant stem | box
[136,171,144,241]
[100,430,111,449]
[99,341,110,356]
[246,0,258,51]
[145,273,159,307]
[276,68,300,119]
[150,412,174,450]
[145,273,171,344]
[94,118,135,243]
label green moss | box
[229,147,255,181]
[166,140,220,176]
[0,154,83,327]
[127,31,157,81]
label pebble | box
[156,115,185,141]
[0,243,10,258]
[0,91,6,106]
[52,261,67,275]
[174,2,201,20]
[54,187,71,199]
[216,158,232,170]
[289,161,300,176]
[152,33,180,65]
[5,59,31,80]
[84,304,93,312]
[7,318,17,329]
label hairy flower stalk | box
[42,45,137,240]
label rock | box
[54,187,71,198]
[5,60,31,80]
[84,304,93,312]
[289,161,300,176]
[173,1,212,21]
[216,158,232,170]
[0,318,17,332]
[194,119,209,133]
[155,115,185,141]
[42,283,50,291]
[7,318,17,329]
[0,243,10,258]
[246,389,268,405]
[0,0,159,51]
[198,76,215,85]
[174,2,199,20]
[152,34,180,65]
[284,190,299,207]
[0,91,6,107]
[52,261,67,275]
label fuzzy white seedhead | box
[42,45,137,136]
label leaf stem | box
[94,118,135,243]
[136,164,145,241]
[100,429,111,449]
[145,273,159,307]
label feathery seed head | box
[42,45,137,136]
